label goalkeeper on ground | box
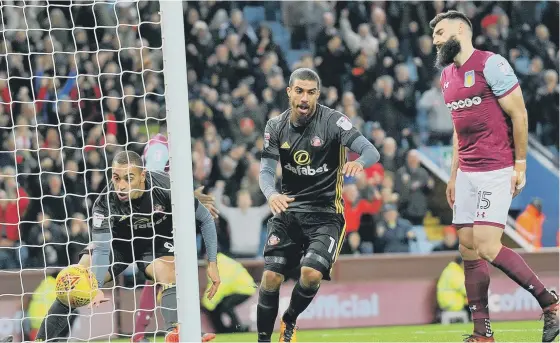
[26,151,220,343]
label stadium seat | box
[260,20,291,51]
[286,49,311,69]
[243,6,266,28]
[441,310,469,325]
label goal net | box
[0,1,195,341]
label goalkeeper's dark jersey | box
[262,104,361,214]
[91,170,199,240]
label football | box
[55,265,99,308]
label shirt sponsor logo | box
[284,163,330,176]
[446,96,482,110]
[293,150,311,165]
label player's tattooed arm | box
[446,129,460,208]
[499,86,528,196]
[484,54,527,195]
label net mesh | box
[0,1,169,341]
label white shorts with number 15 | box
[452,166,513,229]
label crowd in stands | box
[0,1,557,270]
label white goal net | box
[0,1,192,341]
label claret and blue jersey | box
[441,49,519,172]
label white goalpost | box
[159,1,202,342]
[0,0,201,342]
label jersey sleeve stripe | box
[345,131,361,147]
[262,151,280,160]
[334,145,345,214]
[496,82,519,99]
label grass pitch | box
[107,320,555,342]
[212,320,551,342]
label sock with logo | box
[160,284,178,331]
[36,299,77,341]
[257,288,280,342]
[490,246,558,308]
[133,282,158,341]
[282,280,320,324]
[464,259,492,337]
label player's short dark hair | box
[429,10,472,31]
[113,150,143,168]
[289,68,322,90]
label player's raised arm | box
[194,198,221,300]
[483,54,528,196]
[259,120,294,215]
[329,112,380,177]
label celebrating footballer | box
[257,68,380,342]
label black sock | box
[160,285,178,331]
[36,299,76,341]
[282,280,319,324]
[257,288,280,342]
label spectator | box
[66,213,90,264]
[378,137,404,176]
[515,198,545,250]
[27,213,66,267]
[417,74,453,145]
[432,225,460,252]
[395,150,434,226]
[213,180,270,258]
[374,204,415,253]
[339,9,379,56]
[343,183,382,235]
[201,252,256,333]
[436,256,468,320]
[532,70,559,148]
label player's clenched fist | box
[446,178,456,209]
[342,161,364,177]
[268,193,295,215]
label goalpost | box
[159,1,202,342]
[0,1,201,342]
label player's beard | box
[435,36,462,69]
[291,103,315,126]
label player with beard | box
[431,11,558,342]
[10,151,220,343]
[257,68,380,342]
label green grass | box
[105,320,557,342]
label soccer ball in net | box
[55,265,99,308]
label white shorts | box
[452,166,513,229]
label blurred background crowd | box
[0,0,558,270]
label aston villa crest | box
[464,70,475,88]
